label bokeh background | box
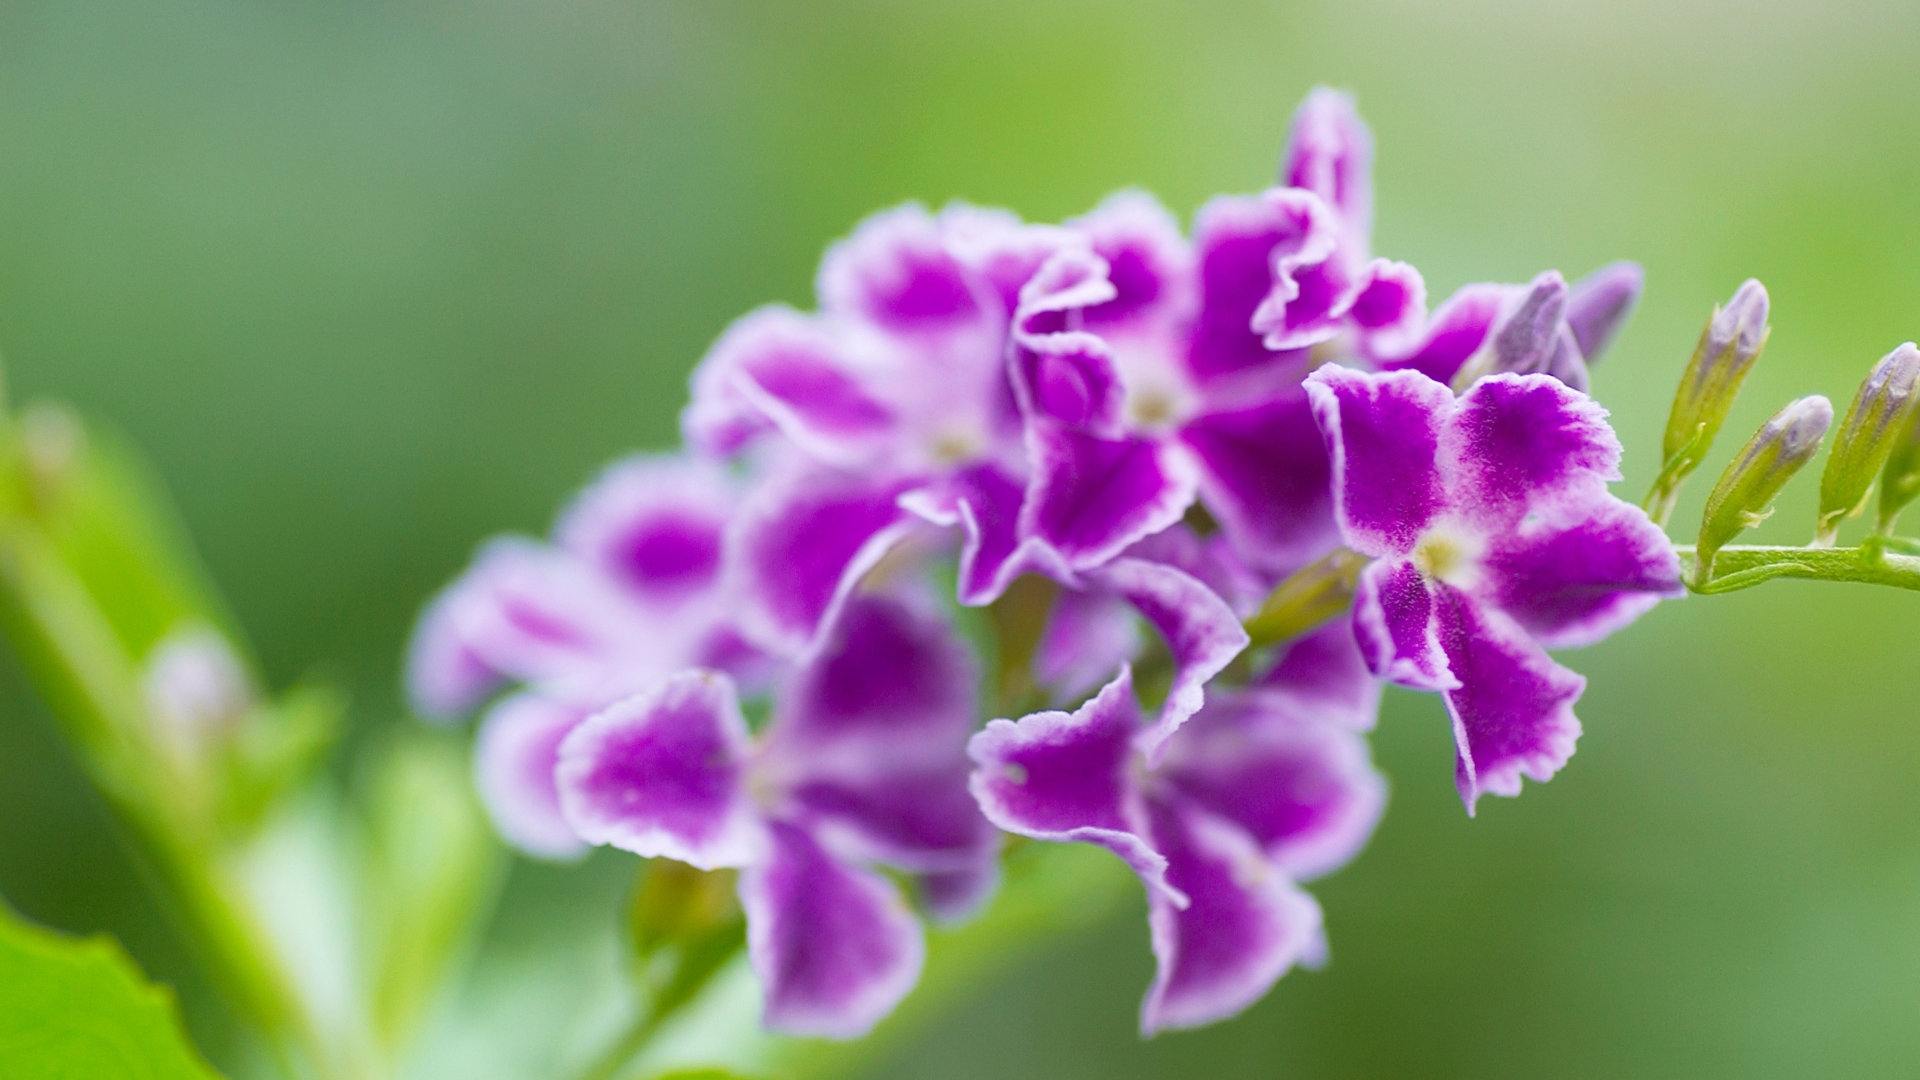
[5,0,1920,1076]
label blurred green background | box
[4,0,1920,1076]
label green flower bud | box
[1697,395,1832,578]
[1816,343,1920,544]
[1664,280,1770,466]
[1644,280,1770,526]
[1877,362,1920,535]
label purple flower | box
[556,590,995,1037]
[405,454,770,858]
[1006,92,1431,580]
[969,620,1384,1034]
[683,203,1074,640]
[1255,87,1425,354]
[1305,365,1682,811]
[1009,208,1341,578]
[685,205,1044,474]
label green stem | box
[0,520,345,1080]
[1677,541,1920,594]
[572,1010,669,1080]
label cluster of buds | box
[1642,274,1920,584]
[412,89,1685,1038]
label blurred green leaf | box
[0,900,221,1079]
[217,681,345,832]
[359,733,505,1053]
[18,406,247,667]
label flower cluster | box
[408,88,1680,1038]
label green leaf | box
[19,407,247,665]
[218,681,346,831]
[359,733,506,1052]
[0,901,222,1079]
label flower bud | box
[1816,343,1920,544]
[1697,395,1832,573]
[1564,260,1643,366]
[1542,323,1589,394]
[1242,546,1370,649]
[1490,271,1568,373]
[1662,279,1769,468]
[142,624,254,751]
[1877,360,1920,535]
[1450,270,1569,391]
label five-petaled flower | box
[969,622,1385,1034]
[557,591,996,1038]
[1305,365,1682,811]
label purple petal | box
[774,592,977,749]
[968,670,1178,904]
[1013,244,1118,339]
[1280,87,1374,246]
[1034,586,1143,702]
[768,593,994,872]
[1022,422,1198,572]
[1157,689,1385,880]
[1432,586,1585,814]
[1347,259,1427,349]
[787,764,993,876]
[1370,282,1512,385]
[1179,389,1339,574]
[683,309,780,458]
[1304,365,1451,557]
[1186,195,1312,382]
[554,454,733,606]
[1441,372,1621,533]
[916,861,1001,925]
[938,203,1070,322]
[1565,261,1643,365]
[1139,798,1325,1035]
[419,538,651,702]
[1254,619,1382,731]
[682,306,897,463]
[1069,190,1195,333]
[692,625,783,696]
[554,671,764,867]
[1084,558,1250,765]
[1478,495,1682,649]
[900,464,1072,607]
[721,309,898,467]
[1351,558,1456,691]
[1015,331,1127,437]
[1248,188,1354,351]
[473,694,589,860]
[742,821,925,1039]
[1121,524,1266,617]
[404,581,503,719]
[1008,249,1128,435]
[728,465,923,657]
[817,203,985,335]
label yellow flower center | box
[1412,527,1483,587]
